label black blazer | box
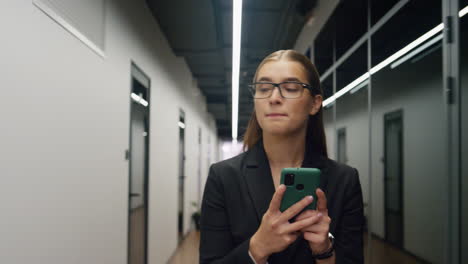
[200,141,364,264]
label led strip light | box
[232,0,243,141]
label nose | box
[268,86,283,105]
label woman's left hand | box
[295,188,332,254]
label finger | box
[283,213,322,234]
[268,184,286,212]
[301,215,330,232]
[316,188,328,214]
[303,232,328,245]
[300,219,328,233]
[284,232,300,245]
[295,210,316,222]
[279,195,313,222]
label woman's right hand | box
[249,184,323,263]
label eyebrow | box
[256,77,304,82]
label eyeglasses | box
[248,81,317,99]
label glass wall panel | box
[314,15,335,75]
[371,0,442,66]
[321,75,336,160]
[335,43,370,263]
[460,0,468,263]
[370,0,400,26]
[334,0,368,59]
[370,1,445,263]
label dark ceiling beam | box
[201,86,227,93]
[200,86,230,93]
[206,94,229,102]
[220,7,281,14]
[273,0,299,51]
[174,48,220,56]
[204,90,230,95]
[194,74,225,79]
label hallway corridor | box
[1,0,467,263]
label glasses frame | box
[248,81,318,99]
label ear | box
[309,95,323,116]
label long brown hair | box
[242,50,328,158]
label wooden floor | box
[168,231,200,264]
[168,230,425,264]
[363,234,426,264]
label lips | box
[266,113,288,117]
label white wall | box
[219,140,244,161]
[334,88,370,215]
[0,0,218,263]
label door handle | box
[130,193,141,197]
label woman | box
[199,50,364,264]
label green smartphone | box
[279,168,321,212]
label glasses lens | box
[253,83,273,98]
[280,82,303,98]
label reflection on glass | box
[334,0,368,58]
[371,1,442,66]
[335,43,370,263]
[370,2,444,261]
[321,75,335,160]
[370,0,400,25]
[314,0,468,262]
[460,0,468,263]
[314,16,335,75]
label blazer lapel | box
[242,140,275,223]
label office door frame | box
[383,109,404,249]
[127,61,151,264]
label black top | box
[199,140,364,264]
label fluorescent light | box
[391,33,443,69]
[369,23,444,75]
[232,0,243,140]
[336,73,370,99]
[131,92,148,107]
[460,5,468,17]
[323,72,370,107]
[350,79,369,94]
[178,121,186,129]
[131,93,140,102]
[322,95,336,107]
[140,99,148,107]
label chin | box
[261,124,293,137]
[260,119,306,137]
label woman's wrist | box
[310,239,332,255]
[315,253,335,264]
[249,234,269,263]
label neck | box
[263,128,307,168]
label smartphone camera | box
[284,173,295,186]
